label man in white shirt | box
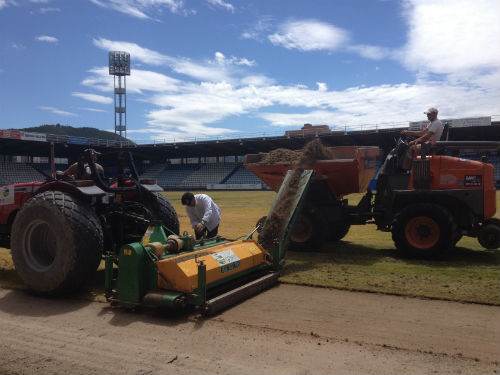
[181,192,221,239]
[402,107,444,149]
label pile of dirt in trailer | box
[258,139,331,252]
[259,149,302,164]
[258,140,333,165]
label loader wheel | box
[327,221,351,242]
[289,211,327,251]
[10,190,103,295]
[478,220,500,249]
[392,203,456,257]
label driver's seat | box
[440,122,450,141]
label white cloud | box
[89,0,191,19]
[206,0,234,12]
[39,7,60,13]
[240,75,275,87]
[72,92,112,104]
[268,19,348,51]
[403,0,500,75]
[82,67,181,94]
[213,51,255,67]
[93,38,254,82]
[134,75,500,137]
[241,15,274,41]
[30,0,52,3]
[316,82,328,92]
[93,38,168,65]
[0,0,8,9]
[12,43,26,50]
[85,21,500,140]
[35,35,58,43]
[39,106,76,116]
[348,44,394,60]
[80,107,107,113]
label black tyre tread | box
[328,221,351,242]
[478,219,500,249]
[391,203,457,257]
[11,190,103,295]
[289,210,328,251]
[154,193,180,235]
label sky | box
[0,0,499,142]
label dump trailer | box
[245,141,500,256]
[105,169,314,314]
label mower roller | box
[105,169,314,314]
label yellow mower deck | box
[156,240,268,293]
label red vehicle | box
[0,181,42,245]
[0,149,179,295]
[246,141,500,255]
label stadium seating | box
[180,163,238,188]
[0,161,46,184]
[32,163,68,176]
[155,164,200,189]
[224,165,262,185]
[140,163,166,179]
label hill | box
[21,124,130,143]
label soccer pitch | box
[1,190,499,304]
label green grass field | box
[1,191,499,304]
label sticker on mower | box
[0,185,14,205]
[211,249,240,273]
[464,175,482,187]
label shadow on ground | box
[286,240,500,269]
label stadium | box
[1,118,499,189]
[1,1,500,374]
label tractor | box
[0,148,179,295]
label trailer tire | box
[289,211,327,251]
[392,203,456,257]
[10,190,103,295]
[478,219,500,250]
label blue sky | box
[0,0,499,141]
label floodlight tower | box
[108,51,130,138]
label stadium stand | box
[180,163,238,189]
[32,163,68,176]
[0,161,46,184]
[140,163,166,179]
[1,119,500,189]
[155,164,200,189]
[224,164,262,185]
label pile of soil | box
[258,139,333,165]
[258,139,331,252]
[259,149,302,164]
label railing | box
[1,115,498,148]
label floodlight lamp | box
[109,51,130,76]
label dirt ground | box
[0,285,499,375]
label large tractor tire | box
[327,221,351,242]
[392,203,456,257]
[10,190,103,295]
[153,193,180,235]
[289,210,327,251]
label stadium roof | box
[1,123,499,161]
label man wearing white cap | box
[402,107,444,147]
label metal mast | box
[108,51,130,138]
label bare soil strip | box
[0,284,498,375]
